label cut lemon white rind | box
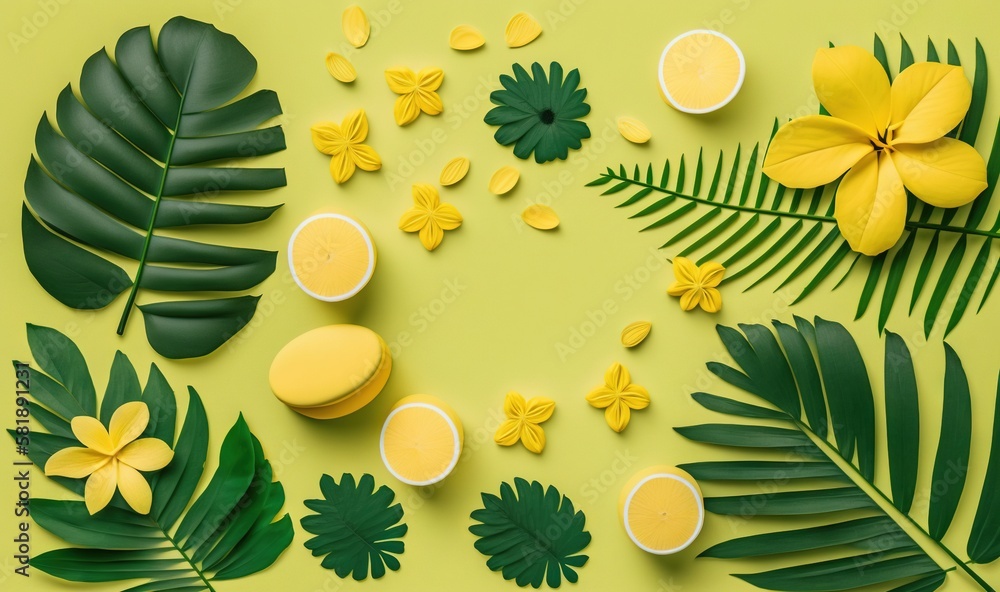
[621,468,705,555]
[658,29,746,115]
[288,212,376,302]
[380,398,462,487]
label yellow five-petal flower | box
[494,391,555,454]
[399,184,462,251]
[586,363,650,433]
[667,257,725,313]
[44,402,174,515]
[763,45,988,255]
[311,109,382,184]
[385,67,444,126]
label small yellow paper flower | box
[399,184,462,251]
[667,257,724,313]
[494,391,555,454]
[763,45,987,255]
[586,363,650,433]
[311,109,382,184]
[44,402,174,515]
[385,67,444,126]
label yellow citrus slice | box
[619,466,704,554]
[658,30,745,114]
[380,395,464,486]
[288,212,376,302]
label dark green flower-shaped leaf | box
[469,478,591,589]
[485,62,591,164]
[301,473,407,581]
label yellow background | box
[2,0,1000,590]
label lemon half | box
[288,212,376,302]
[619,466,705,555]
[658,30,745,114]
[380,395,464,486]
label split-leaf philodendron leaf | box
[21,16,286,359]
[10,324,293,590]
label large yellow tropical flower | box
[398,184,462,251]
[586,363,650,433]
[385,67,444,126]
[667,257,725,313]
[494,391,555,454]
[763,46,988,255]
[44,402,174,515]
[310,109,382,184]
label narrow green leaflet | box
[11,324,292,591]
[588,35,1000,337]
[301,473,407,580]
[677,317,1000,591]
[470,478,591,589]
[21,16,286,359]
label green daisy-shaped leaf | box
[485,62,591,164]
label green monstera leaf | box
[21,16,286,359]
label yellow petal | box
[763,115,875,187]
[523,397,555,423]
[398,208,428,232]
[893,139,987,207]
[330,150,356,184]
[433,202,463,230]
[494,419,523,446]
[449,25,485,51]
[605,362,631,392]
[699,261,726,288]
[700,288,724,313]
[419,221,444,251]
[835,151,906,255]
[342,5,370,48]
[70,415,113,455]
[890,63,971,145]
[519,422,546,453]
[325,52,357,83]
[620,321,652,348]
[415,89,444,116]
[617,117,652,144]
[45,447,109,478]
[394,93,421,126]
[586,386,617,409]
[666,281,693,297]
[504,391,527,418]
[672,257,698,284]
[440,157,471,186]
[605,402,630,433]
[812,46,890,138]
[84,459,117,515]
[117,438,174,472]
[417,67,444,92]
[505,12,542,48]
[117,462,152,514]
[679,289,701,311]
[349,144,382,172]
[621,384,651,409]
[412,183,441,210]
[109,401,149,450]
[489,166,520,195]
[385,67,417,94]
[521,204,560,230]
[310,122,345,156]
[342,109,369,143]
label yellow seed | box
[489,166,520,195]
[449,25,486,51]
[325,52,357,83]
[342,5,370,48]
[617,117,652,144]
[521,205,559,230]
[621,321,652,348]
[440,157,471,186]
[505,12,542,48]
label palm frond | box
[588,34,1000,337]
[676,316,1000,591]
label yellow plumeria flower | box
[667,257,725,313]
[310,109,382,184]
[586,363,650,433]
[385,67,444,126]
[494,391,555,454]
[44,402,173,515]
[763,46,988,255]
[398,184,462,251]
